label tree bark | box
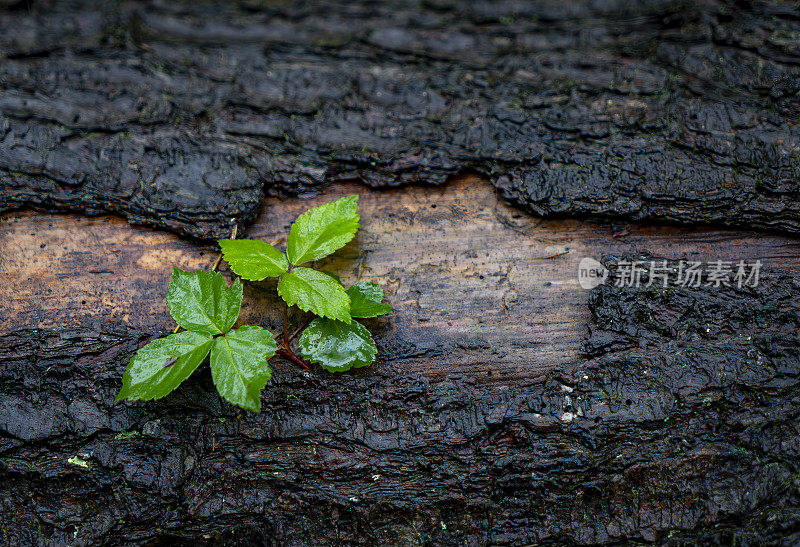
[1,0,800,545]
[1,0,799,238]
[1,260,798,544]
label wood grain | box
[2,175,800,382]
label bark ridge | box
[1,0,799,238]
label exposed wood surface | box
[2,175,800,384]
[1,222,798,544]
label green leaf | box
[278,267,351,323]
[286,195,360,265]
[299,318,377,372]
[218,239,289,280]
[347,281,393,318]
[320,270,341,283]
[166,269,242,336]
[116,331,213,402]
[210,326,277,412]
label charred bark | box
[2,0,800,544]
[1,259,798,544]
[1,0,799,239]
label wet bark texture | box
[1,260,799,544]
[1,0,799,239]
[2,0,800,545]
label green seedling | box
[116,195,392,411]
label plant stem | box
[277,300,312,370]
[212,224,237,272]
[277,346,311,371]
[289,317,313,342]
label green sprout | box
[116,195,392,411]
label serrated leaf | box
[166,269,242,335]
[286,195,360,265]
[210,326,277,412]
[347,281,393,318]
[219,239,289,280]
[299,318,377,372]
[278,267,351,323]
[116,331,213,402]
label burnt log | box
[2,0,800,544]
[1,254,799,544]
[0,0,799,238]
[2,180,800,544]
